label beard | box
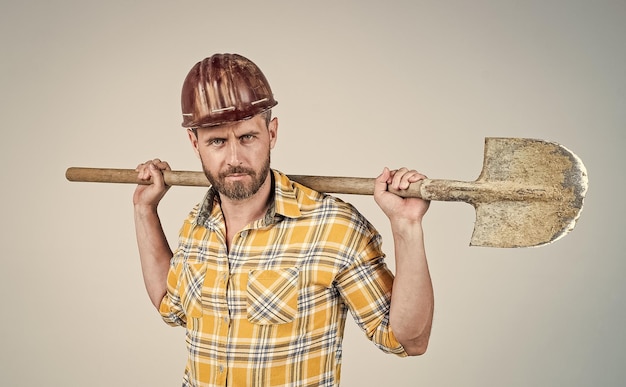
[202,153,271,201]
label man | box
[134,53,433,387]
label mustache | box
[219,166,256,178]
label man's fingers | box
[389,168,427,190]
[154,159,171,171]
[391,167,411,190]
[136,159,171,182]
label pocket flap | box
[247,268,299,325]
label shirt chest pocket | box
[180,262,207,319]
[247,268,299,325]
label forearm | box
[388,220,434,356]
[134,205,173,309]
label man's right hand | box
[133,158,172,208]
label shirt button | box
[240,230,248,238]
[219,365,224,373]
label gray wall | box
[1,1,624,386]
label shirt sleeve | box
[158,218,190,328]
[334,225,408,357]
[159,253,187,327]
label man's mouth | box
[221,167,254,180]
[226,173,248,178]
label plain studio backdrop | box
[1,1,624,386]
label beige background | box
[1,1,624,386]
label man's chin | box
[220,182,254,201]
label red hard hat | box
[180,53,278,128]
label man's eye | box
[210,139,225,146]
[241,135,255,142]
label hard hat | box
[181,53,278,128]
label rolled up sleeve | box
[159,254,187,327]
[335,232,407,357]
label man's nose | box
[227,140,242,165]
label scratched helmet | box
[180,53,278,128]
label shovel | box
[66,137,588,248]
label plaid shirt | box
[160,170,406,387]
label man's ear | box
[187,129,201,158]
[268,117,278,149]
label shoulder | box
[275,169,376,233]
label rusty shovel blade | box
[467,138,587,247]
[65,137,588,248]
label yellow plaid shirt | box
[160,170,406,387]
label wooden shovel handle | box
[65,167,425,198]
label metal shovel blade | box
[466,138,588,247]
